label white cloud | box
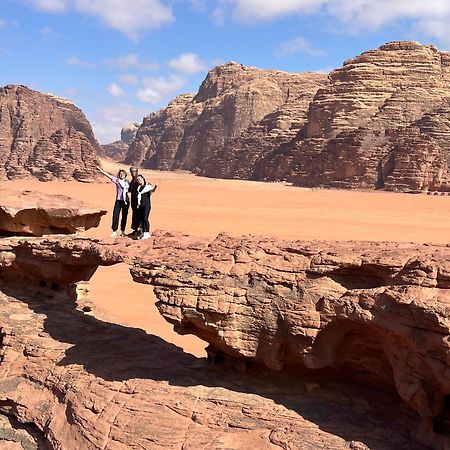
[168,52,207,74]
[118,73,140,85]
[190,0,207,11]
[27,0,173,39]
[214,0,450,47]
[108,82,124,97]
[92,103,146,143]
[66,56,96,68]
[40,25,59,36]
[137,74,185,104]
[220,0,324,23]
[105,53,159,71]
[28,0,68,12]
[276,36,324,57]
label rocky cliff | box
[124,63,326,174]
[0,84,101,181]
[0,233,435,449]
[257,41,450,191]
[125,41,450,192]
[102,122,140,161]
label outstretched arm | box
[152,184,158,193]
[96,166,114,180]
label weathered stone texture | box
[0,85,101,181]
[258,42,450,191]
[125,63,326,176]
[0,234,431,449]
[126,41,450,192]
[0,189,107,236]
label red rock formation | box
[0,189,107,236]
[258,41,450,191]
[102,122,140,161]
[0,84,101,181]
[0,234,430,449]
[125,63,326,175]
[125,41,450,192]
[130,232,450,447]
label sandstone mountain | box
[258,41,450,191]
[0,84,101,181]
[102,122,140,161]
[124,63,327,174]
[125,41,450,192]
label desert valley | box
[2,40,450,449]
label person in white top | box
[96,166,129,237]
[135,174,158,240]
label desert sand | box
[7,158,450,357]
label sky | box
[1,0,450,144]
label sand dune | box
[7,159,450,356]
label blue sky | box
[1,0,450,143]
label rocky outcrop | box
[125,41,450,192]
[0,234,431,449]
[130,232,450,447]
[125,63,326,174]
[0,84,101,181]
[0,189,107,236]
[102,122,140,161]
[258,41,450,191]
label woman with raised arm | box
[135,174,158,240]
[96,166,130,237]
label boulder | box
[0,189,107,236]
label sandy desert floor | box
[7,158,450,357]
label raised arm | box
[96,166,114,181]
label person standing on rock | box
[96,166,129,237]
[128,166,141,237]
[135,174,157,240]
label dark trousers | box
[131,203,140,231]
[138,205,151,232]
[112,200,129,232]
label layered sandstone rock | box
[125,63,326,174]
[0,189,107,236]
[0,85,101,181]
[258,41,450,191]
[102,122,140,161]
[126,41,450,192]
[0,235,430,449]
[130,232,450,447]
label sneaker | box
[136,231,144,240]
[120,231,126,237]
[141,232,150,240]
[110,231,118,237]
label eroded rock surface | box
[0,234,427,449]
[260,41,450,191]
[125,41,450,192]
[102,123,140,161]
[0,85,101,181]
[124,63,326,175]
[0,233,447,447]
[0,190,107,236]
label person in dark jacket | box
[135,174,157,240]
[128,166,140,236]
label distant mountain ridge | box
[124,41,450,192]
[0,84,100,181]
